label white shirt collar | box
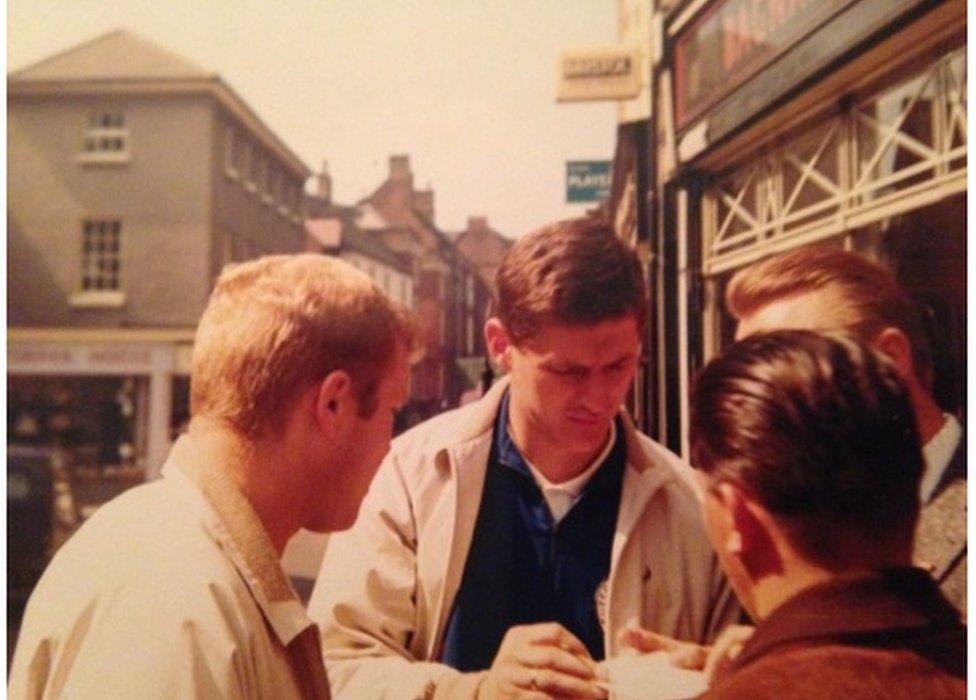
[920,413,963,503]
[524,421,617,523]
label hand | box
[702,625,754,681]
[478,623,607,699]
[616,627,707,669]
[616,624,755,682]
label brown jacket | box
[703,568,966,699]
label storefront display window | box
[701,45,966,277]
[698,45,965,418]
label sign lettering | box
[566,161,612,203]
[674,0,852,128]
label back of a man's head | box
[691,329,923,569]
[726,246,933,387]
[190,254,417,437]
[495,216,646,343]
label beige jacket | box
[308,379,739,699]
[9,434,329,700]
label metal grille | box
[702,47,967,275]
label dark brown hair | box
[495,216,646,343]
[691,329,923,568]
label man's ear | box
[716,483,763,557]
[873,327,915,384]
[314,370,353,434]
[484,318,513,371]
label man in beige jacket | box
[309,217,740,699]
[9,255,417,699]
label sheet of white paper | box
[599,652,708,700]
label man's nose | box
[578,372,613,412]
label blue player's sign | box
[566,160,612,202]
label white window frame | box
[259,156,273,205]
[77,111,130,165]
[224,126,239,179]
[242,141,256,193]
[70,218,125,307]
[701,47,966,278]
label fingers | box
[617,626,708,670]
[617,627,680,654]
[667,644,708,670]
[519,645,595,680]
[526,622,591,659]
[516,666,606,699]
[704,624,755,681]
[487,623,607,699]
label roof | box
[455,219,512,288]
[9,30,310,178]
[342,228,412,273]
[305,213,411,275]
[10,29,214,82]
[304,219,342,248]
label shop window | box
[78,111,129,164]
[854,67,939,201]
[702,46,966,277]
[851,196,967,417]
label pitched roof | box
[9,29,310,178]
[10,29,214,82]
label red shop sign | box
[674,0,854,129]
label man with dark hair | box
[309,217,739,699]
[688,329,965,698]
[727,246,965,614]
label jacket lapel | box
[916,477,967,582]
[419,379,508,660]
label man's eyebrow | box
[539,359,585,370]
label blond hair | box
[726,246,932,386]
[191,254,418,436]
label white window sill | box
[245,182,258,193]
[225,166,240,181]
[262,194,274,206]
[76,152,131,166]
[69,291,126,308]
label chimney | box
[389,154,412,183]
[414,189,435,222]
[317,159,332,201]
[468,216,488,233]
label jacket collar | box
[430,375,660,477]
[163,433,314,647]
[729,567,962,673]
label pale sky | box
[8,1,619,238]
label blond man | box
[9,255,417,699]
[725,246,965,616]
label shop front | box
[8,328,194,512]
[657,0,966,455]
